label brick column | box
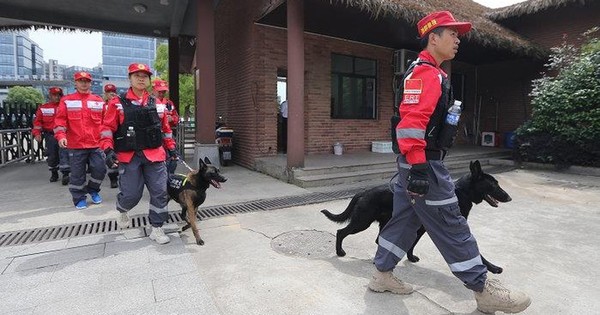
[287,0,305,168]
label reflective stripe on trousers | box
[373,155,487,291]
[116,152,169,227]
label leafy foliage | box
[154,43,195,120]
[515,28,600,167]
[5,86,45,107]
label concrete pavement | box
[1,160,599,314]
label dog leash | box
[178,159,194,172]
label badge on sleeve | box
[404,79,422,94]
[403,79,422,104]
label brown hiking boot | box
[368,270,413,295]
[475,279,531,314]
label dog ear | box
[204,157,213,165]
[198,158,207,170]
[470,160,482,178]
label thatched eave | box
[487,0,593,21]
[331,0,548,59]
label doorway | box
[277,72,287,153]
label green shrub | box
[515,28,600,167]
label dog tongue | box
[210,180,222,189]
[485,195,499,207]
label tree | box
[5,86,45,108]
[515,27,600,167]
[154,43,195,120]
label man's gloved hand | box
[168,149,180,160]
[407,163,429,196]
[104,149,119,169]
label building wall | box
[260,27,394,155]
[475,58,544,138]
[215,0,261,168]
[498,3,600,50]
[215,0,396,168]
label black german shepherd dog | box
[167,157,227,245]
[321,160,511,274]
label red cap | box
[48,87,63,95]
[417,11,472,38]
[74,71,92,81]
[104,83,117,93]
[152,80,169,92]
[128,63,153,76]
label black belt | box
[425,149,446,160]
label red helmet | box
[48,87,63,95]
[128,63,153,76]
[73,71,92,81]
[104,83,117,93]
[152,80,169,92]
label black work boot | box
[49,170,59,182]
[61,172,70,186]
[108,173,118,188]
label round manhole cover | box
[271,230,335,259]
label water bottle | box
[445,100,462,126]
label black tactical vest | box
[114,94,163,152]
[391,60,455,155]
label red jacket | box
[156,97,179,128]
[54,92,105,149]
[396,51,444,165]
[32,101,59,136]
[100,89,176,163]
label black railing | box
[0,101,43,167]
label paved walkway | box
[0,160,599,314]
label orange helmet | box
[104,83,117,93]
[128,63,152,76]
[152,80,169,92]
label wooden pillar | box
[168,36,179,106]
[286,0,305,168]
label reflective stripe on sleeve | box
[100,130,113,138]
[163,133,173,139]
[54,126,66,133]
[396,128,425,139]
[425,196,458,206]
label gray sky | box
[27,0,526,69]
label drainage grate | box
[0,186,373,247]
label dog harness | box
[168,174,195,191]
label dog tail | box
[320,193,360,223]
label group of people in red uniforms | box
[32,63,180,244]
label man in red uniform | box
[100,63,178,245]
[369,11,531,314]
[103,83,119,188]
[32,87,70,183]
[152,79,180,173]
[54,72,107,209]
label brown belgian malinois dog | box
[167,157,227,245]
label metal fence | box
[1,98,196,167]
[0,101,43,168]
